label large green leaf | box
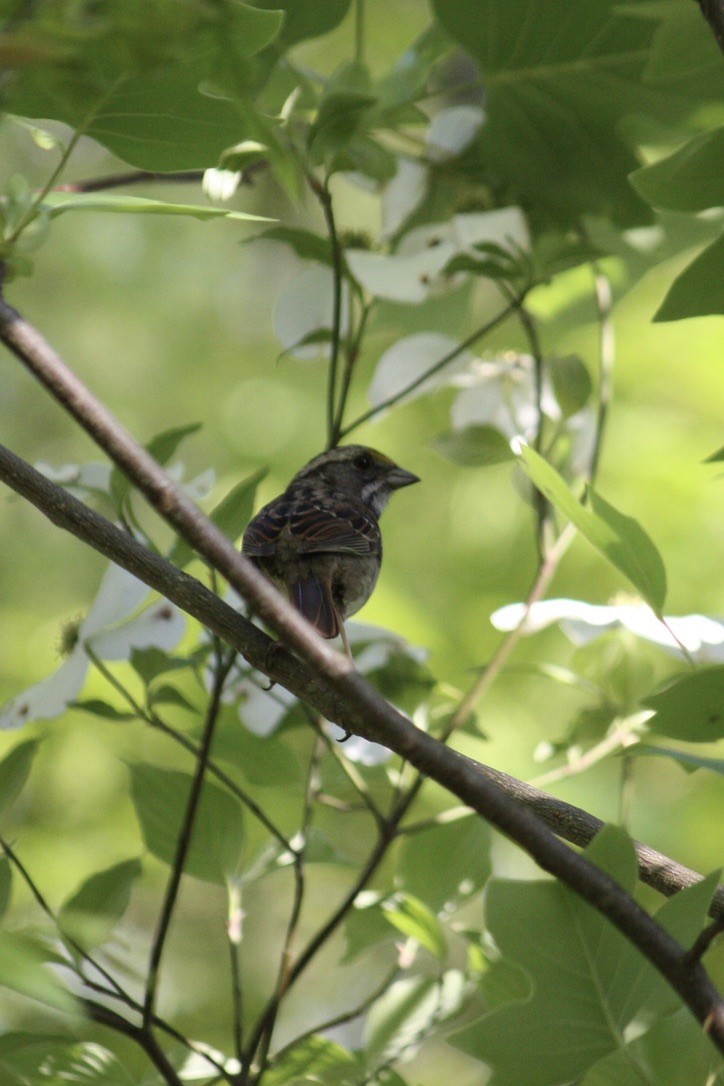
[644,666,724,742]
[59,858,142,949]
[3,2,285,170]
[450,826,719,1083]
[430,0,723,225]
[0,933,78,1014]
[129,763,245,884]
[653,232,724,322]
[519,445,667,615]
[398,813,490,912]
[630,127,724,212]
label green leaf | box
[0,859,12,924]
[6,5,286,171]
[434,425,514,467]
[264,1034,360,1086]
[59,859,142,949]
[248,226,333,264]
[430,0,672,225]
[71,700,137,722]
[704,445,724,463]
[548,354,592,418]
[632,745,724,775]
[148,684,197,712]
[364,972,465,1066]
[519,446,667,614]
[170,467,266,567]
[307,92,377,166]
[212,710,301,787]
[0,741,38,819]
[343,897,396,963]
[27,1041,137,1086]
[630,127,724,212]
[252,0,353,51]
[129,646,194,686]
[381,893,448,959]
[582,1008,724,1086]
[451,826,642,1082]
[41,193,272,223]
[0,933,78,1014]
[654,232,724,322]
[453,827,720,1083]
[644,666,724,742]
[129,763,245,884]
[398,813,491,912]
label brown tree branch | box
[0,441,717,920]
[0,292,722,1048]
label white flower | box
[368,333,473,409]
[0,564,185,729]
[451,353,560,443]
[36,460,112,499]
[345,243,456,304]
[490,598,724,661]
[427,106,485,162]
[382,157,428,238]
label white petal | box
[0,649,89,729]
[395,221,455,255]
[238,682,296,737]
[82,564,152,636]
[326,726,392,765]
[490,599,615,633]
[427,105,485,162]
[345,244,456,303]
[90,599,186,660]
[203,168,243,202]
[452,207,530,254]
[273,266,350,359]
[369,333,470,408]
[382,158,428,238]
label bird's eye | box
[355,452,373,471]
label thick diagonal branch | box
[0,294,722,1048]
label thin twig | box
[143,644,236,1029]
[228,882,245,1068]
[529,718,641,789]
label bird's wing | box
[288,496,380,555]
[241,498,290,557]
[243,495,380,558]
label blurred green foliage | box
[0,1,722,1083]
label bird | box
[242,445,419,655]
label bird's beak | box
[387,465,420,489]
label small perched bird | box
[242,445,419,652]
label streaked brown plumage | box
[242,445,419,645]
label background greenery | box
[0,0,722,1083]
